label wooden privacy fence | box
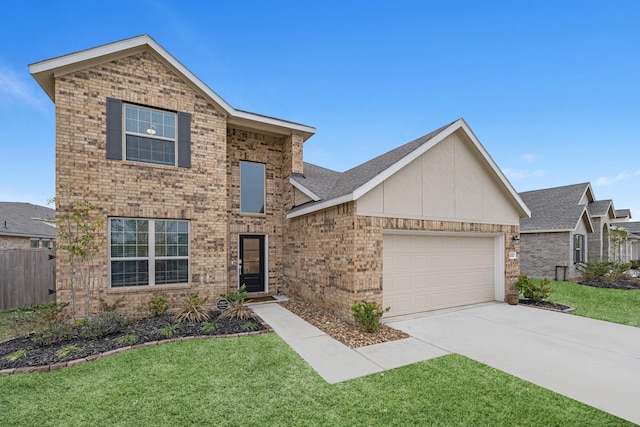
[0,249,56,311]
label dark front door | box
[239,235,265,293]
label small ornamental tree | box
[50,184,104,319]
[610,227,629,263]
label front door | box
[239,235,265,293]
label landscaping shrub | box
[32,302,74,345]
[578,262,632,284]
[222,285,251,320]
[175,293,210,323]
[148,294,171,316]
[515,276,553,302]
[351,301,390,333]
[630,259,639,270]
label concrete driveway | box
[387,303,640,425]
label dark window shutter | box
[106,98,123,160]
[177,112,191,168]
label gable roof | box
[0,202,56,239]
[612,221,640,235]
[519,183,595,233]
[288,118,530,219]
[588,199,615,218]
[615,209,632,219]
[29,35,315,141]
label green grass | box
[0,334,630,426]
[547,280,640,327]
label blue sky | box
[1,1,639,217]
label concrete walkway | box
[251,301,640,424]
[249,303,447,384]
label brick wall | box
[226,128,288,294]
[0,236,30,249]
[520,232,573,279]
[55,51,229,314]
[284,201,520,320]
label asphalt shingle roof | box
[615,209,632,219]
[0,202,56,239]
[588,199,613,217]
[612,221,640,235]
[291,121,454,210]
[519,183,591,231]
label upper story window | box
[105,98,191,168]
[125,105,176,166]
[240,161,265,214]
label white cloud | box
[521,154,538,163]
[596,172,629,186]
[503,168,526,180]
[635,170,640,176]
[532,169,547,177]
[0,64,44,108]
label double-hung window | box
[110,218,189,287]
[125,105,176,166]
[105,98,191,168]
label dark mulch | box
[0,311,264,370]
[579,277,640,290]
[519,299,573,312]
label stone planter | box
[506,293,520,305]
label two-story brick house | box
[31,35,530,319]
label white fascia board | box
[289,177,321,201]
[458,119,531,219]
[286,194,353,219]
[349,118,531,219]
[29,35,316,139]
[352,120,461,200]
[574,207,594,233]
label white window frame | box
[239,161,266,214]
[109,218,190,288]
[123,104,178,166]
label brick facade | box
[520,232,573,279]
[0,236,31,249]
[53,51,297,314]
[283,201,520,320]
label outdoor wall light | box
[512,235,521,242]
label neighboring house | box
[30,35,530,319]
[586,199,616,263]
[0,202,55,249]
[610,222,640,263]
[519,183,596,279]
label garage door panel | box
[383,234,497,316]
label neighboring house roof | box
[29,35,316,142]
[588,199,615,218]
[0,202,56,239]
[612,221,640,235]
[615,209,632,219]
[288,118,531,219]
[519,183,595,233]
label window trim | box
[123,104,178,167]
[108,217,191,288]
[239,161,266,215]
[106,98,191,168]
[574,234,585,264]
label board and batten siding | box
[356,132,520,225]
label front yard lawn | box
[0,334,630,426]
[548,280,640,327]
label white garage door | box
[383,234,497,316]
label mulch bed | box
[518,299,574,312]
[578,277,640,290]
[279,299,409,348]
[0,311,267,372]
